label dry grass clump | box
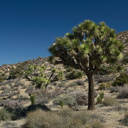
[91,120,104,128]
[113,104,128,112]
[24,109,63,128]
[102,96,118,106]
[117,86,128,98]
[0,108,11,121]
[98,82,112,90]
[24,108,105,128]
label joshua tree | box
[25,65,64,89]
[49,20,124,110]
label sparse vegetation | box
[99,82,111,90]
[117,86,128,98]
[97,92,104,104]
[65,70,83,80]
[24,108,104,128]
[112,72,128,86]
[0,108,11,121]
[98,64,124,75]
[9,61,29,79]
[0,73,6,82]
[53,95,76,107]
[103,97,118,106]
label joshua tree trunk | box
[87,73,95,110]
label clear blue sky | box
[0,0,128,66]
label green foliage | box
[0,73,6,82]
[0,108,11,121]
[97,92,104,104]
[9,61,29,79]
[49,20,124,110]
[99,82,111,90]
[98,64,124,75]
[25,64,63,89]
[30,94,36,105]
[49,20,124,73]
[112,72,128,86]
[56,71,64,80]
[66,70,83,80]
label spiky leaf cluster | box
[25,64,64,89]
[49,20,124,74]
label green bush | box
[98,64,124,75]
[112,72,128,86]
[0,108,11,121]
[30,94,36,105]
[0,73,6,82]
[97,92,104,104]
[66,70,83,80]
[99,82,111,90]
[9,61,30,79]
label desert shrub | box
[0,108,11,121]
[58,108,74,118]
[97,92,104,104]
[73,111,91,126]
[24,108,104,128]
[113,105,128,112]
[96,75,114,83]
[66,70,83,80]
[91,120,104,128]
[68,82,78,87]
[110,86,121,93]
[74,80,85,86]
[31,89,53,104]
[122,112,128,126]
[65,66,74,72]
[69,91,88,105]
[1,100,23,109]
[98,64,124,75]
[9,61,30,79]
[9,66,23,79]
[103,97,118,106]
[117,86,128,98]
[99,82,111,90]
[30,94,36,105]
[1,122,17,128]
[57,81,66,87]
[25,109,63,128]
[0,73,6,82]
[112,72,128,86]
[53,95,76,106]
[122,53,128,64]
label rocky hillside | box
[117,31,128,54]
